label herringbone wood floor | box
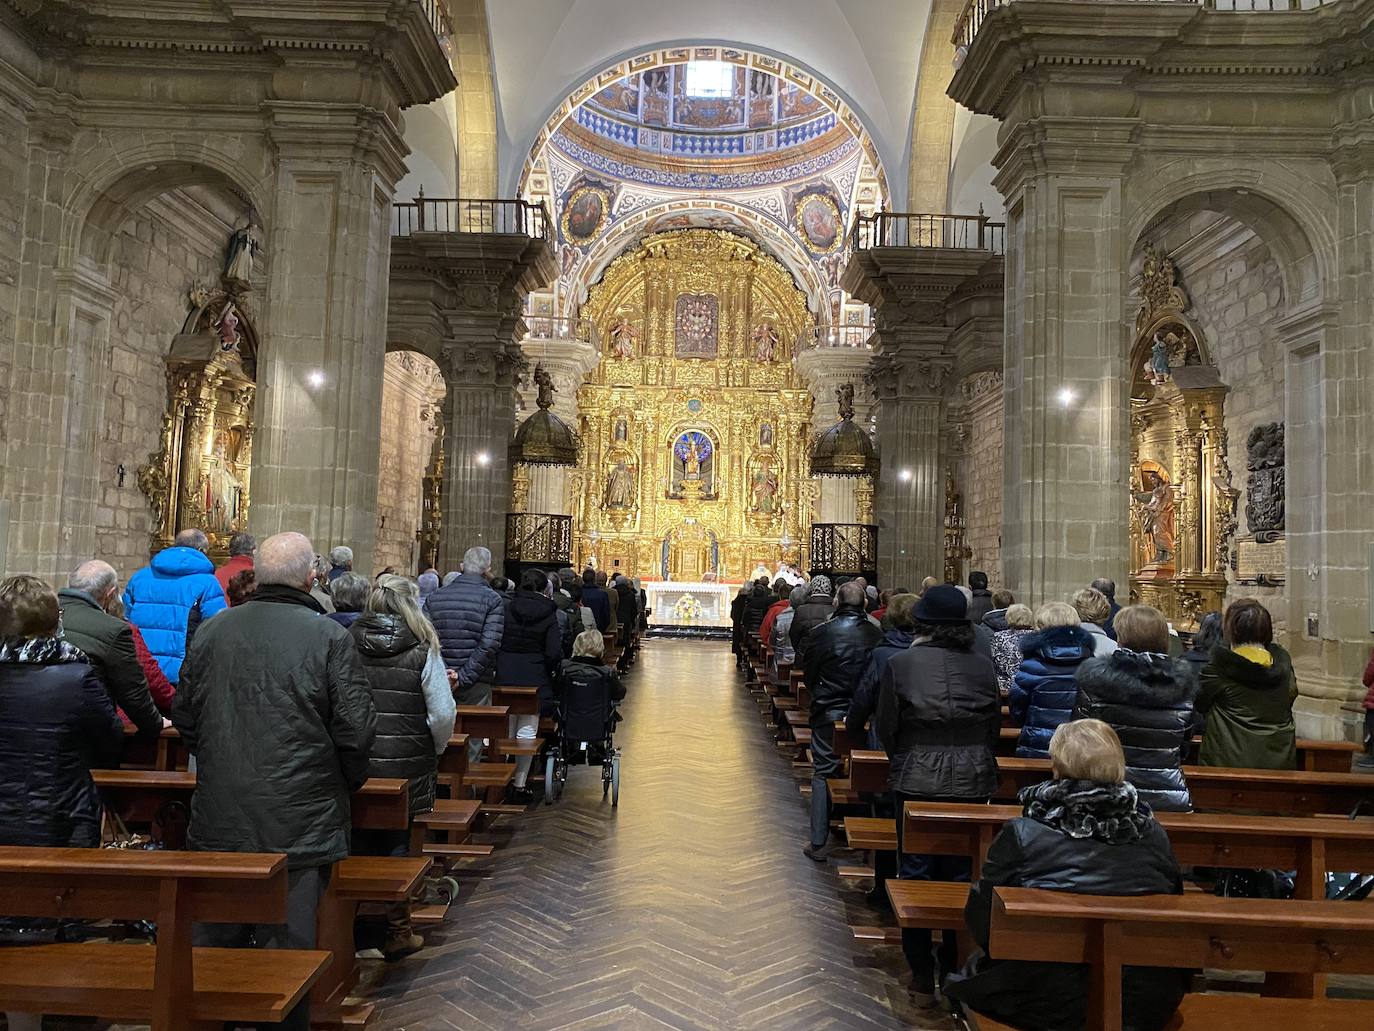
[365,639,943,1030]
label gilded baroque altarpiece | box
[572,230,815,580]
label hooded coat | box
[1009,625,1096,759]
[171,584,377,868]
[1073,650,1198,812]
[495,591,562,713]
[351,612,438,816]
[1197,643,1298,770]
[875,638,1001,799]
[943,779,1186,1031]
[124,546,228,683]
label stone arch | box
[61,140,271,271]
[1126,167,1335,313]
[376,348,447,573]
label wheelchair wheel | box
[602,755,612,799]
[611,752,621,807]
[544,753,563,804]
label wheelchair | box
[544,677,621,807]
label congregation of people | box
[731,567,1370,1029]
[0,528,638,1030]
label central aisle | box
[371,639,940,1030]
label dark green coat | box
[57,589,163,736]
[172,584,377,868]
[1197,643,1298,770]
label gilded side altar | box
[572,229,814,580]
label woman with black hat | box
[874,583,1002,1009]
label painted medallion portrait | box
[795,191,842,254]
[563,185,610,244]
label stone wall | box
[374,351,444,574]
[958,372,1004,586]
[97,191,238,581]
[1137,211,1287,627]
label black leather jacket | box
[1073,650,1198,812]
[801,605,881,719]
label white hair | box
[442,571,460,586]
[256,532,317,588]
[69,560,118,599]
[328,545,353,567]
[174,528,209,553]
[955,584,974,604]
[461,546,492,575]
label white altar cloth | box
[645,581,736,628]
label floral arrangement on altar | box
[672,594,704,624]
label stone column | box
[246,108,409,573]
[872,349,952,587]
[439,341,521,566]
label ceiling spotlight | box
[1057,387,1076,408]
[307,370,325,388]
[899,468,913,483]
[475,451,491,467]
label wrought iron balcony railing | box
[850,212,1006,254]
[954,0,1336,54]
[522,315,599,347]
[796,324,876,351]
[392,197,551,239]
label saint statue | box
[532,362,555,409]
[203,432,244,535]
[610,317,637,359]
[752,321,779,362]
[603,460,635,510]
[685,441,701,478]
[224,221,263,284]
[215,303,241,350]
[759,422,773,446]
[751,465,779,515]
[613,417,628,442]
[1135,468,1176,565]
[836,382,855,420]
[1146,332,1171,386]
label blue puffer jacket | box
[124,547,228,684]
[424,572,505,689]
[1009,625,1096,759]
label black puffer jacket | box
[496,591,562,714]
[351,613,437,817]
[742,588,775,639]
[0,638,124,847]
[789,596,835,669]
[172,584,377,868]
[802,605,882,719]
[424,573,504,689]
[875,639,1001,799]
[945,779,1186,1031]
[1074,650,1198,812]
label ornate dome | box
[809,417,878,478]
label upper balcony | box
[850,212,1006,255]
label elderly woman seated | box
[944,719,1187,1031]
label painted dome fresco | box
[554,60,857,187]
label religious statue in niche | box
[203,430,246,535]
[223,219,263,285]
[1133,463,1176,566]
[1245,422,1285,537]
[1145,332,1172,386]
[603,459,636,511]
[750,460,780,515]
[752,321,779,362]
[674,293,719,359]
[759,422,773,447]
[613,416,628,443]
[609,317,638,359]
[670,430,715,495]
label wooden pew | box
[93,769,432,1022]
[437,731,470,798]
[997,724,1359,772]
[848,751,1374,817]
[967,888,1374,1031]
[0,846,330,1030]
[121,724,187,771]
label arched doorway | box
[375,350,445,574]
